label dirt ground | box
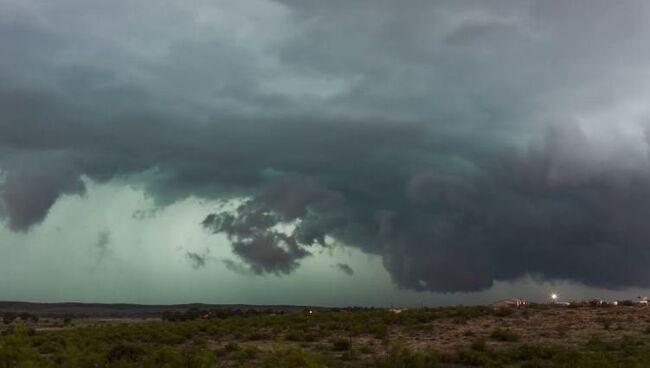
[395,305,650,352]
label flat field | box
[2,303,650,367]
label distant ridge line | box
[0,301,328,318]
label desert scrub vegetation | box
[1,305,650,366]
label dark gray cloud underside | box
[2,0,650,293]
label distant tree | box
[3,312,17,325]
[16,312,39,323]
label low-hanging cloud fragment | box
[222,259,257,276]
[335,263,354,276]
[0,158,86,231]
[201,178,344,274]
[3,0,650,293]
[94,230,111,261]
[186,249,211,270]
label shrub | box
[331,337,352,351]
[106,343,146,363]
[370,322,389,339]
[180,347,216,368]
[490,328,518,342]
[224,342,240,352]
[248,331,268,341]
[493,308,515,318]
[233,346,258,361]
[144,346,183,367]
[597,317,612,330]
[585,334,605,351]
[2,313,17,325]
[471,338,488,352]
[359,344,373,354]
[262,347,324,368]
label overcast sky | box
[3,0,650,306]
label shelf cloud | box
[3,0,650,293]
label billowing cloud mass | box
[3,0,650,293]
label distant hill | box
[0,301,321,318]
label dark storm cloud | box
[3,0,650,292]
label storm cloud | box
[3,0,650,293]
